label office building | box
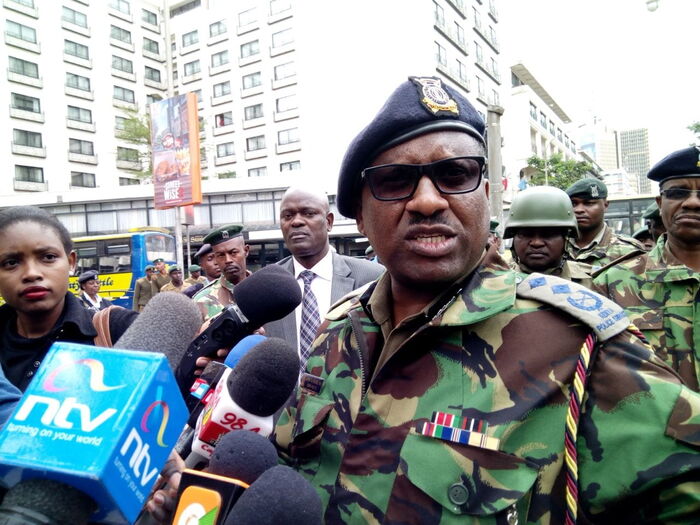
[618,127,651,194]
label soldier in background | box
[631,226,655,251]
[643,201,666,244]
[184,264,206,287]
[160,266,185,293]
[152,257,169,291]
[132,264,157,312]
[194,243,221,283]
[594,145,700,391]
[565,178,644,271]
[504,186,593,288]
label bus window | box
[101,240,132,273]
[75,243,98,275]
[146,234,177,263]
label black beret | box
[78,270,98,285]
[336,76,486,218]
[194,243,212,259]
[565,178,608,199]
[203,224,245,247]
[647,146,700,183]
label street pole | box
[486,104,505,222]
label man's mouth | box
[414,234,446,244]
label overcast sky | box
[499,0,699,164]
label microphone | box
[0,478,96,525]
[0,343,188,524]
[223,465,323,525]
[114,291,203,371]
[190,338,299,461]
[176,265,301,389]
[171,430,278,524]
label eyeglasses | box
[361,156,486,201]
[660,188,700,200]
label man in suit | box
[264,187,384,370]
[132,264,157,311]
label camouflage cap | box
[642,202,661,220]
[647,146,700,183]
[565,178,608,199]
[189,264,201,272]
[168,265,182,274]
[203,224,245,247]
[336,75,487,218]
[77,270,99,285]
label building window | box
[271,28,293,48]
[13,129,42,147]
[146,94,161,105]
[215,111,233,127]
[274,61,295,80]
[474,42,483,64]
[145,66,161,83]
[240,40,259,58]
[15,165,43,183]
[242,71,261,89]
[529,102,537,120]
[456,59,468,82]
[211,50,229,67]
[244,103,263,120]
[269,0,291,15]
[9,57,38,78]
[6,20,36,43]
[142,8,157,25]
[454,22,465,46]
[238,7,257,26]
[65,40,90,60]
[280,160,300,172]
[10,0,34,7]
[110,25,132,43]
[117,146,139,161]
[246,135,265,151]
[66,72,90,91]
[488,25,498,47]
[217,142,234,157]
[71,171,95,187]
[557,128,563,142]
[143,37,159,54]
[119,177,139,185]
[491,89,500,105]
[69,138,94,155]
[549,120,555,134]
[433,1,444,26]
[114,85,135,103]
[278,127,299,145]
[62,7,87,27]
[67,105,92,123]
[248,167,267,177]
[112,55,134,73]
[473,6,481,29]
[115,116,127,130]
[110,0,130,15]
[193,89,202,103]
[213,81,231,98]
[209,20,226,37]
[435,42,446,66]
[11,93,40,113]
[275,94,297,112]
[182,30,198,47]
[170,0,200,18]
[184,60,200,76]
[539,111,547,128]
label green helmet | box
[504,186,579,239]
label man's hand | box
[144,450,185,524]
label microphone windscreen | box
[114,291,202,371]
[1,479,97,525]
[208,430,278,484]
[223,465,323,525]
[223,334,266,369]
[227,338,299,417]
[233,265,301,327]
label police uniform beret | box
[78,270,98,285]
[194,243,212,259]
[565,178,608,199]
[647,146,700,183]
[168,265,181,274]
[336,76,487,218]
[642,202,660,220]
[189,264,201,272]
[203,224,245,246]
[152,258,164,264]
[145,264,155,271]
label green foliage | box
[218,171,236,179]
[688,121,700,141]
[526,154,597,190]
[116,109,152,178]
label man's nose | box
[405,175,448,216]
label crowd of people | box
[0,75,699,523]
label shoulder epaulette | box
[192,279,218,300]
[516,273,629,340]
[591,249,647,278]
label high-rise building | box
[577,117,618,171]
[618,127,651,194]
[0,0,503,242]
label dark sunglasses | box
[660,188,700,201]
[361,156,486,201]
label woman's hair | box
[0,206,73,255]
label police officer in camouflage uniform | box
[565,178,644,271]
[504,186,593,288]
[193,224,250,321]
[594,146,700,392]
[273,76,700,523]
[643,200,666,242]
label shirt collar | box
[292,249,334,282]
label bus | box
[69,229,177,308]
[604,195,656,236]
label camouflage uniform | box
[274,265,700,523]
[192,274,235,322]
[510,259,594,289]
[593,234,700,391]
[566,224,644,272]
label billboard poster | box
[151,93,202,209]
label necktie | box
[299,270,321,373]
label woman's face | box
[0,221,75,319]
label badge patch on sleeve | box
[410,77,459,116]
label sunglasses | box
[361,156,486,201]
[660,188,700,201]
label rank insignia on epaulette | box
[300,373,324,395]
[418,412,499,451]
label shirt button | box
[448,482,469,506]
[27,371,34,377]
[33,361,40,367]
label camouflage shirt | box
[593,234,700,391]
[192,274,235,322]
[510,259,594,289]
[274,265,700,524]
[566,224,645,272]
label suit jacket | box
[264,252,384,349]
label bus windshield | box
[146,234,177,263]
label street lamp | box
[646,0,659,12]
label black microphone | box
[223,465,323,525]
[0,479,96,525]
[176,265,301,390]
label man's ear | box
[244,244,250,256]
[355,203,366,236]
[326,211,334,232]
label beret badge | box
[410,76,459,117]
